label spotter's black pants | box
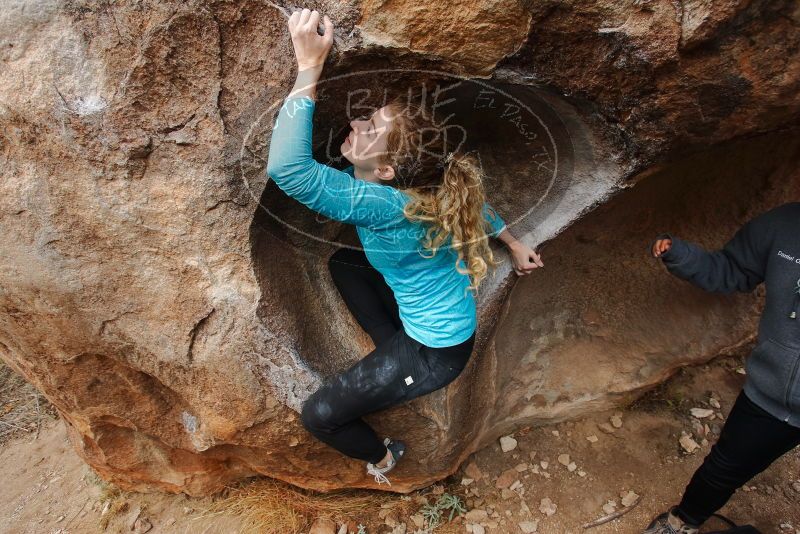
[676,389,800,526]
[300,247,476,464]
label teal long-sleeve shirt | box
[266,95,507,347]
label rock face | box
[0,0,798,495]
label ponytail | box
[402,151,504,296]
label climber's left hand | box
[288,8,334,70]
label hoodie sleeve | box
[654,212,773,294]
[266,96,408,231]
[483,202,507,238]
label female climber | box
[266,8,544,486]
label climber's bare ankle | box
[375,448,392,468]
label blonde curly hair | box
[377,94,504,296]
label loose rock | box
[539,497,557,516]
[567,462,577,472]
[309,518,337,534]
[410,514,425,529]
[133,517,153,534]
[465,462,484,481]
[500,435,518,452]
[610,414,623,429]
[598,423,616,434]
[680,432,700,454]
[127,506,142,529]
[466,509,489,523]
[621,491,639,506]
[496,468,518,489]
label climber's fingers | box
[322,15,334,46]
[652,238,672,257]
[288,8,301,31]
[529,250,544,268]
[298,7,311,27]
[304,9,320,32]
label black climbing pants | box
[676,389,800,526]
[300,247,476,464]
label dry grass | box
[98,493,130,531]
[0,360,59,445]
[86,469,129,531]
[196,476,464,534]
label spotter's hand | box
[288,8,334,70]
[652,237,672,258]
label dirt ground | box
[0,353,798,534]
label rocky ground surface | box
[1,353,798,534]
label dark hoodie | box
[655,202,800,428]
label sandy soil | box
[0,354,798,534]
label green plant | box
[357,524,367,534]
[419,493,466,530]
[420,502,442,529]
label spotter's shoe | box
[643,507,700,534]
[365,437,406,486]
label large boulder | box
[0,0,797,494]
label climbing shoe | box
[365,437,406,486]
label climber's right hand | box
[288,8,334,70]
[651,237,672,258]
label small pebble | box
[610,414,623,429]
[598,423,616,434]
[690,408,714,419]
